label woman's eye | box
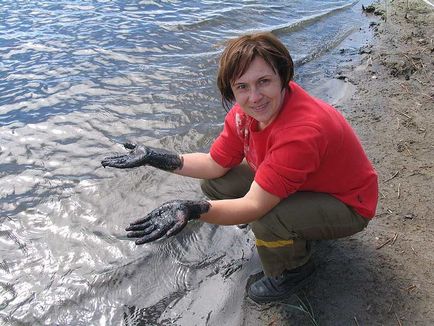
[236,84,246,90]
[259,79,269,84]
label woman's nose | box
[249,87,262,103]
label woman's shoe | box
[247,259,315,303]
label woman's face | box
[231,56,285,129]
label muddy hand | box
[101,143,183,170]
[125,200,210,245]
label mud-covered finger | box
[125,222,153,232]
[134,229,165,245]
[126,226,156,239]
[128,214,152,226]
[124,142,137,150]
[101,156,129,167]
[165,220,187,237]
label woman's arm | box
[201,181,281,225]
[101,143,230,179]
[124,181,281,244]
[174,153,230,179]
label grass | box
[280,293,319,326]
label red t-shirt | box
[210,81,378,218]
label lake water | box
[0,1,375,325]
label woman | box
[101,32,378,303]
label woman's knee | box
[251,213,297,241]
[201,177,245,200]
[200,167,252,200]
[200,179,216,199]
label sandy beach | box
[242,0,434,324]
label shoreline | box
[339,1,433,323]
[243,0,433,324]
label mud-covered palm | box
[101,143,182,170]
[101,143,149,169]
[125,200,210,245]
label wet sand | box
[241,0,434,324]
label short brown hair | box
[217,32,294,110]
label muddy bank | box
[242,1,434,325]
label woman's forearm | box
[199,181,281,225]
[200,198,260,225]
[174,152,230,179]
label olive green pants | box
[200,162,369,277]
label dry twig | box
[395,312,403,326]
[392,233,398,245]
[399,83,410,93]
[394,109,412,119]
[354,316,360,326]
[376,233,398,249]
[385,171,399,182]
[388,302,393,313]
[376,237,393,249]
[404,142,413,156]
[414,78,428,86]
[403,54,420,70]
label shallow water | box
[1,1,374,324]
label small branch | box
[397,183,401,199]
[414,78,428,86]
[394,109,412,119]
[392,233,398,245]
[376,237,392,249]
[388,302,393,313]
[384,171,399,183]
[376,233,398,249]
[395,312,403,326]
[420,0,434,9]
[404,142,413,156]
[354,316,360,326]
[399,83,410,93]
[420,92,434,99]
[403,54,420,70]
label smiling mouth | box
[252,103,268,112]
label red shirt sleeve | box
[209,108,245,168]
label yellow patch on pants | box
[255,239,294,248]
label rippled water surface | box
[1,1,373,324]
